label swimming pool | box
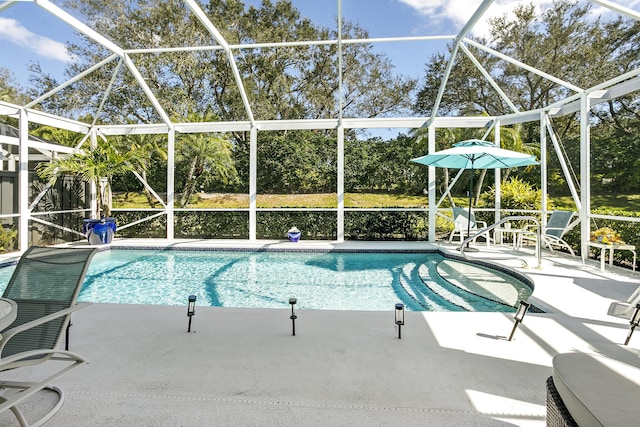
[0,249,533,312]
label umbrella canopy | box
[411,139,539,247]
[411,139,538,170]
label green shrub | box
[0,227,17,253]
[479,177,546,211]
[345,211,429,240]
[257,212,336,240]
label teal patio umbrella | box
[411,139,539,243]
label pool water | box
[0,249,532,312]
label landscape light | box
[508,300,530,341]
[624,303,640,345]
[395,303,405,339]
[187,294,196,333]
[289,298,297,336]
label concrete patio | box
[1,240,639,426]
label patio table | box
[0,298,17,339]
[585,241,636,274]
[494,227,525,249]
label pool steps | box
[396,263,459,311]
[396,260,523,312]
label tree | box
[254,130,336,194]
[176,132,237,207]
[415,1,636,117]
[112,132,168,207]
[0,67,25,106]
[175,112,237,207]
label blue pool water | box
[0,249,531,312]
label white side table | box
[0,298,17,340]
[585,241,636,274]
[494,227,525,249]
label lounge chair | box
[519,210,576,256]
[0,246,97,426]
[449,207,491,247]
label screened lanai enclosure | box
[1,0,639,261]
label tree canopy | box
[414,0,640,195]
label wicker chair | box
[546,376,578,427]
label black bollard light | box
[624,303,640,345]
[395,303,405,339]
[508,300,530,341]
[289,297,297,336]
[187,294,196,333]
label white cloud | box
[398,0,638,39]
[0,17,75,63]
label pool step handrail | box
[460,216,542,269]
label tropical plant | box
[479,176,546,211]
[112,132,168,207]
[176,131,237,208]
[36,142,144,218]
[0,226,17,253]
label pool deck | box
[1,239,640,426]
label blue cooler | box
[287,227,301,242]
[83,218,117,244]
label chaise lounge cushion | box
[552,352,640,426]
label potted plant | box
[590,226,624,245]
[37,143,143,244]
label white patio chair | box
[448,207,491,247]
[519,211,576,256]
[0,246,97,426]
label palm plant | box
[37,142,144,218]
[113,133,167,208]
[175,112,237,208]
[176,131,236,208]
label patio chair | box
[520,211,576,256]
[449,207,491,247]
[0,246,97,426]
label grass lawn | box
[114,192,430,209]
[551,194,640,212]
[113,192,639,211]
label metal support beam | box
[590,0,640,20]
[337,124,345,242]
[464,38,583,93]
[89,130,97,218]
[184,0,255,125]
[18,109,29,252]
[580,94,592,263]
[167,128,175,239]
[545,118,581,210]
[429,0,495,123]
[540,113,548,218]
[494,120,501,224]
[427,125,436,242]
[249,126,257,241]
[459,43,519,114]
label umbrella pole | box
[466,166,474,248]
[463,163,481,252]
